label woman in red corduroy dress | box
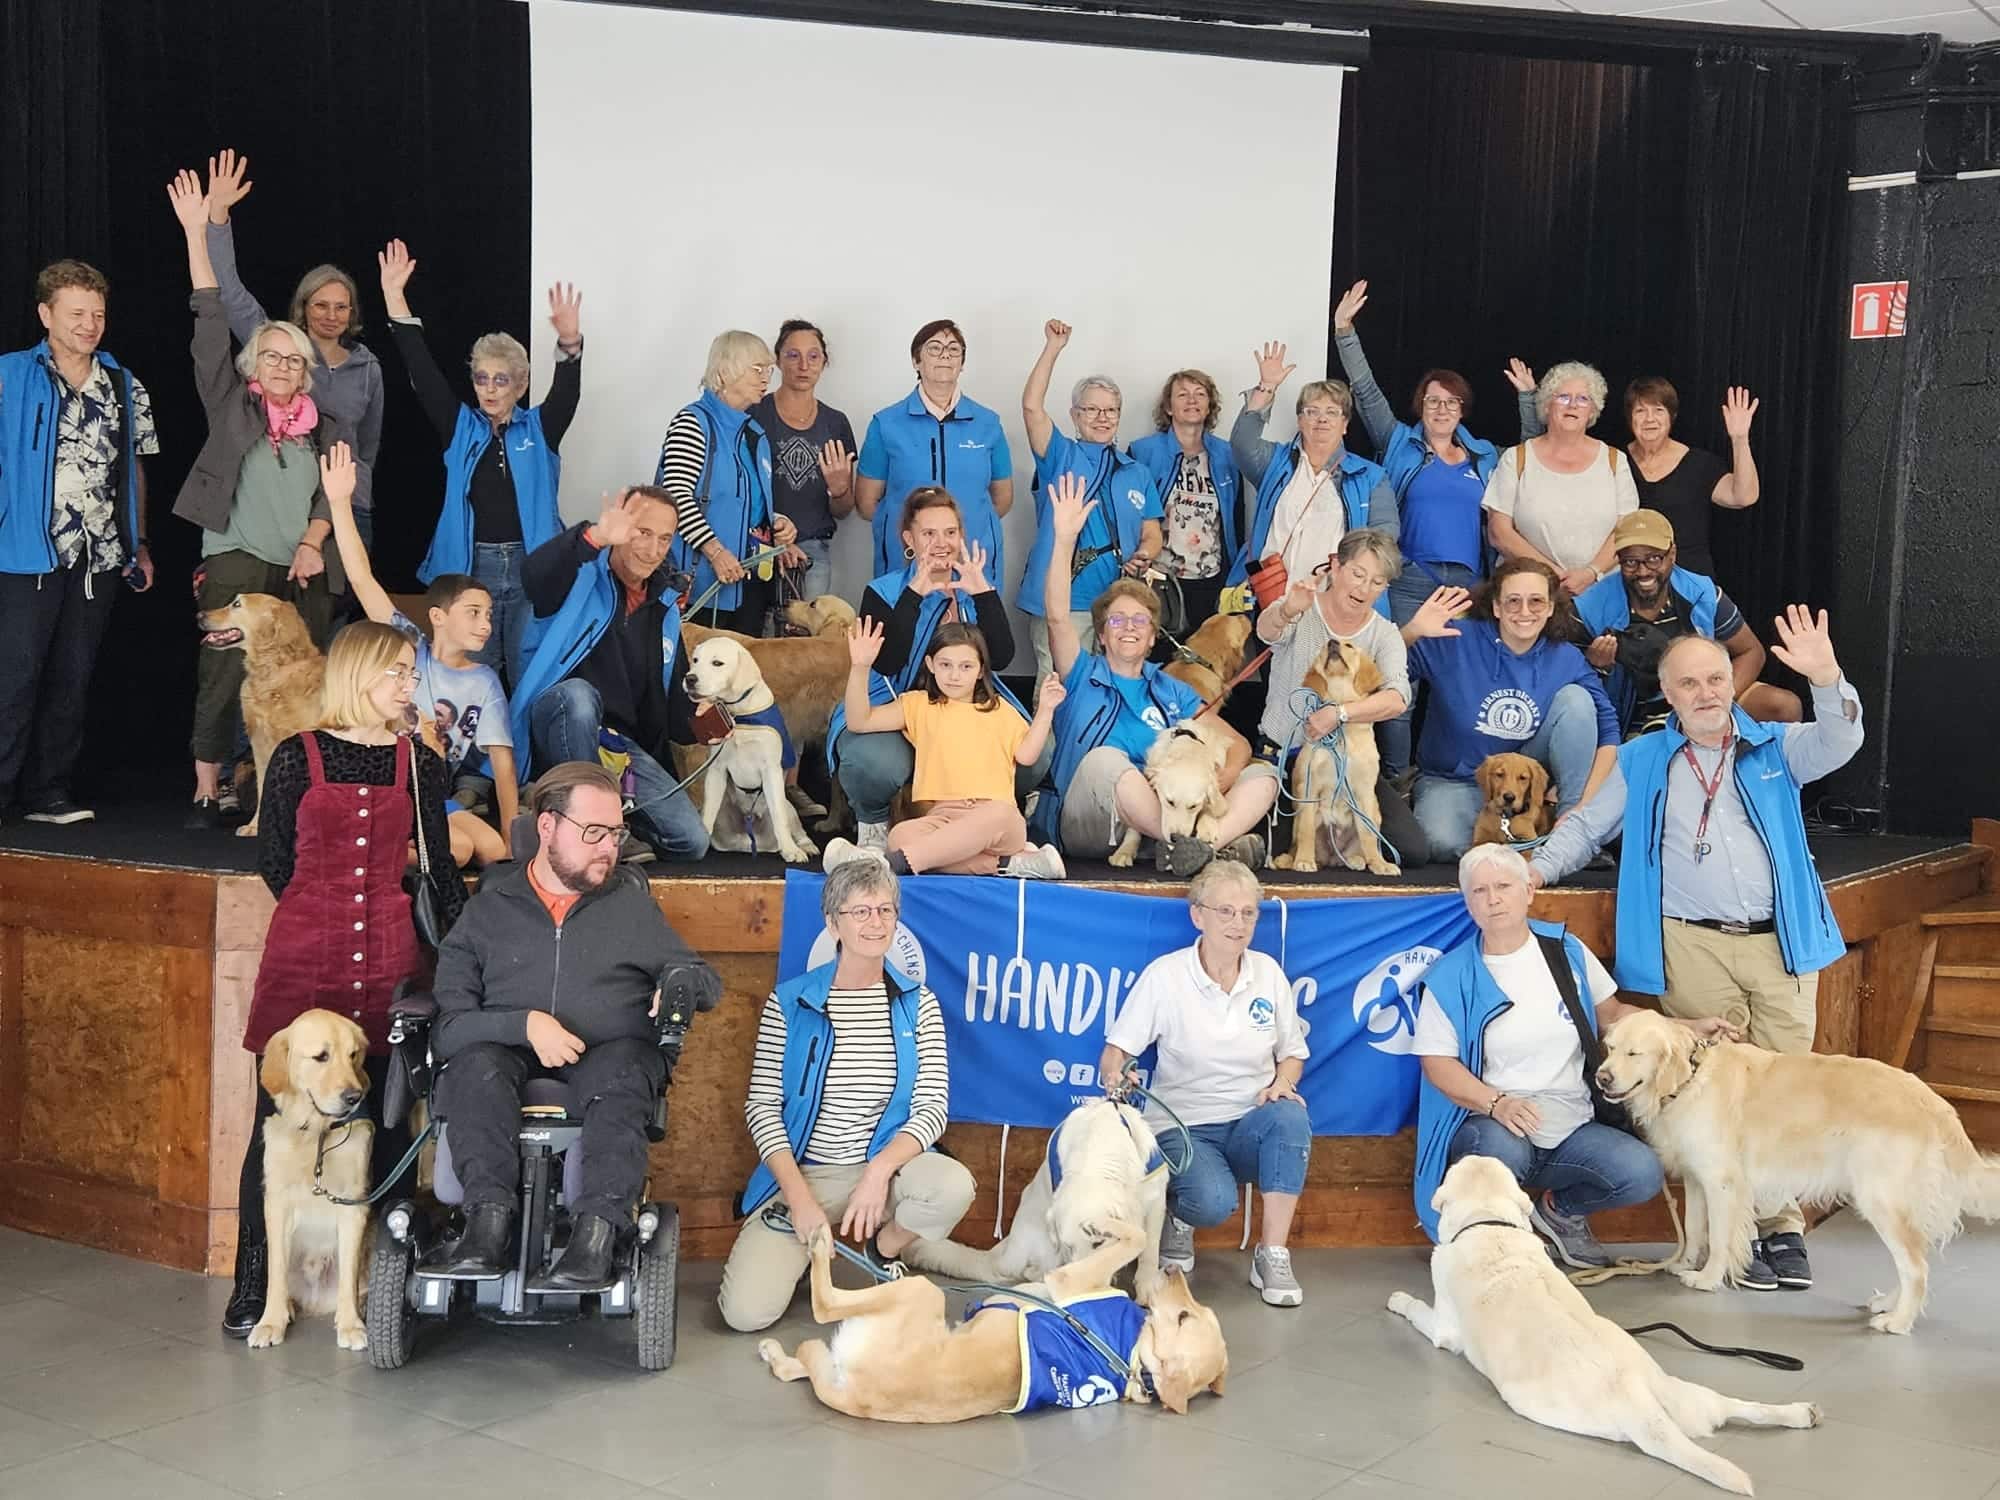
[222,615,467,1337]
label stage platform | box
[2,796,1992,1277]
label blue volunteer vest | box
[1127,431,1241,570]
[1228,443,1385,587]
[1018,436,1160,618]
[1029,655,1200,848]
[419,404,563,583]
[0,343,142,575]
[863,388,1012,583]
[1575,568,1722,733]
[1379,421,1499,504]
[665,389,774,617]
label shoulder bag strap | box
[1535,931,1601,1071]
[408,736,432,883]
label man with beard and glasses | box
[430,761,717,1287]
[1573,510,1798,738]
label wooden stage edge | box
[1,827,1994,1274]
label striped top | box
[744,983,951,1165]
[656,410,717,551]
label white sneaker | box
[822,837,886,874]
[1251,1245,1303,1307]
[857,820,890,851]
[1159,1215,1195,1275]
[1002,843,1066,880]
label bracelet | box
[1255,384,1275,395]
[298,539,323,553]
[1487,1092,1505,1116]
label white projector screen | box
[529,0,1343,622]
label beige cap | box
[1611,509,1675,554]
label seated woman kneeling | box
[719,860,975,1332]
[1411,843,1725,1268]
[1100,859,1312,1307]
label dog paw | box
[1677,1269,1723,1292]
[1865,1289,1895,1314]
[1797,1403,1824,1428]
[246,1321,286,1349]
[1387,1290,1417,1316]
[1290,856,1319,874]
[757,1337,783,1366]
[780,846,812,864]
[1371,862,1402,878]
[1134,1269,1162,1307]
[1107,848,1136,869]
[1869,1309,1915,1335]
[235,822,258,839]
[336,1320,369,1352]
[1272,853,1295,870]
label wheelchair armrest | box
[388,981,438,1025]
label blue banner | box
[777,872,1476,1135]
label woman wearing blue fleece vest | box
[1401,558,1619,860]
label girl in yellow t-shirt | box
[829,619,1066,878]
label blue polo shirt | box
[858,388,1014,580]
[1400,454,1486,572]
[1021,431,1163,616]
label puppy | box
[1275,638,1398,876]
[1599,1010,2000,1334]
[1471,753,1551,848]
[682,635,818,863]
[759,1220,1227,1422]
[1163,613,1254,706]
[1111,717,1230,870]
[250,1009,374,1351]
[197,593,325,838]
[902,1098,1170,1305]
[1390,1155,1818,1494]
[783,592,859,640]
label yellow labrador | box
[682,635,818,862]
[1111,717,1231,870]
[1275,638,1397,876]
[1599,1010,2000,1334]
[759,1219,1227,1422]
[250,1009,373,1351]
[1391,1156,1818,1494]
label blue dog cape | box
[965,1292,1148,1412]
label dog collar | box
[1448,1217,1526,1243]
[1652,1035,1718,1107]
[1135,1359,1160,1403]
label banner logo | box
[807,923,928,986]
[1351,946,1444,1055]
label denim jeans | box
[835,727,1049,826]
[1166,1099,1313,1228]
[789,537,835,595]
[1412,682,1600,860]
[528,678,709,860]
[1447,1113,1662,1220]
[1381,560,1480,778]
[472,541,528,691]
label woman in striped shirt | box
[718,859,974,1332]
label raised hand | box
[548,281,582,346]
[206,149,253,224]
[166,169,210,232]
[952,540,991,594]
[1255,341,1296,392]
[1333,280,1369,332]
[817,438,856,499]
[847,615,887,670]
[1409,586,1471,640]
[1502,358,1536,395]
[1048,473,1097,540]
[319,442,357,508]
[1282,575,1319,620]
[1038,671,1066,712]
[1043,318,1073,350]
[590,488,639,548]
[378,239,417,300]
[1721,385,1759,440]
[1770,604,1840,687]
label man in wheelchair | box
[426,760,720,1289]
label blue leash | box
[1108,1068,1195,1177]
[1277,688,1403,870]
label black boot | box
[221,1243,267,1338]
[434,1202,513,1277]
[548,1213,620,1290]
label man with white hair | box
[1531,608,1863,1291]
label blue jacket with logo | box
[860,388,1014,582]
[664,389,774,618]
[1575,568,1722,734]
[1019,432,1162,618]
[737,958,924,1217]
[1611,706,1846,994]
[0,343,143,575]
[1413,922,1594,1241]
[1407,620,1618,782]
[1127,431,1241,571]
[419,404,564,583]
[1030,652,1203,848]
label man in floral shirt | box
[0,260,159,825]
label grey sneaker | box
[1251,1245,1303,1307]
[1219,832,1265,867]
[857,820,890,851]
[1528,1189,1611,1269]
[1002,843,1066,880]
[822,837,888,874]
[1734,1239,1780,1291]
[1762,1231,1811,1290]
[1159,1215,1195,1275]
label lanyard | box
[1679,734,1733,862]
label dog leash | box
[1107,1066,1195,1176]
[1621,1321,1803,1372]
[684,544,795,619]
[1497,811,1549,853]
[1275,688,1403,870]
[1192,645,1273,721]
[310,1115,436,1207]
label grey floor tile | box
[1653,1476,1824,1500]
[820,1400,1125,1479]
[1367,1409,1692,1500]
[0,1441,246,1500]
[0,1297,156,1380]
[1707,1415,2000,1500]
[327,1331,626,1427]
[275,1430,651,1500]
[112,1385,458,1498]
[1278,1303,1502,1413]
[1320,1477,1481,1499]
[0,1336,302,1440]
[1182,1359,1456,1471]
[660,1421,1007,1500]
[1024,1413,1353,1500]
[0,1399,89,1474]
[38,1262,233,1342]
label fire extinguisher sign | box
[1851,281,1909,339]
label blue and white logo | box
[1247,996,1276,1031]
[1126,487,1147,510]
[1473,688,1540,740]
[1350,946,1445,1055]
[807,923,928,986]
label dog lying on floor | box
[1275,637,1398,876]
[682,635,819,862]
[759,1218,1227,1421]
[902,1098,1170,1305]
[1163,612,1254,706]
[1111,716,1232,870]
[1470,752,1551,848]
[1390,1155,1818,1494]
[1598,1009,2000,1334]
[197,593,325,838]
[250,1009,374,1351]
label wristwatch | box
[1336,704,1350,726]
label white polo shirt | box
[1107,944,1309,1128]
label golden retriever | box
[1275,638,1396,875]
[759,1219,1227,1422]
[782,592,859,640]
[1471,752,1551,848]
[902,1098,1170,1305]
[1391,1155,1818,1494]
[1163,612,1255,706]
[682,635,818,863]
[250,1009,374,1351]
[1111,716,1231,870]
[1598,1010,2000,1334]
[198,593,325,838]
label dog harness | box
[728,700,797,771]
[964,1291,1149,1412]
[1045,1112,1168,1192]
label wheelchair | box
[364,962,718,1372]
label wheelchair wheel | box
[366,1234,419,1370]
[634,1202,680,1371]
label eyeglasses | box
[1104,613,1154,631]
[744,363,772,379]
[920,342,965,361]
[1076,405,1121,420]
[1299,405,1345,422]
[1197,902,1260,924]
[1551,393,1597,409]
[1499,595,1552,614]
[1420,396,1463,411]
[1618,552,1671,571]
[780,349,825,367]
[381,665,416,683]
[554,810,624,845]
[836,903,899,923]
[257,350,307,371]
[471,371,515,390]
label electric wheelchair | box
[364,961,720,1371]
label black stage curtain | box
[0,0,529,790]
[1334,42,1851,635]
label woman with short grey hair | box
[1483,360,1638,599]
[721,856,973,1331]
[656,329,797,634]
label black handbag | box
[407,738,451,949]
[1535,931,1632,1133]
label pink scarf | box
[247,379,319,454]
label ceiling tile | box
[1630,0,1802,23]
[1836,3,2000,30]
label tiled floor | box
[2,1214,1998,1499]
